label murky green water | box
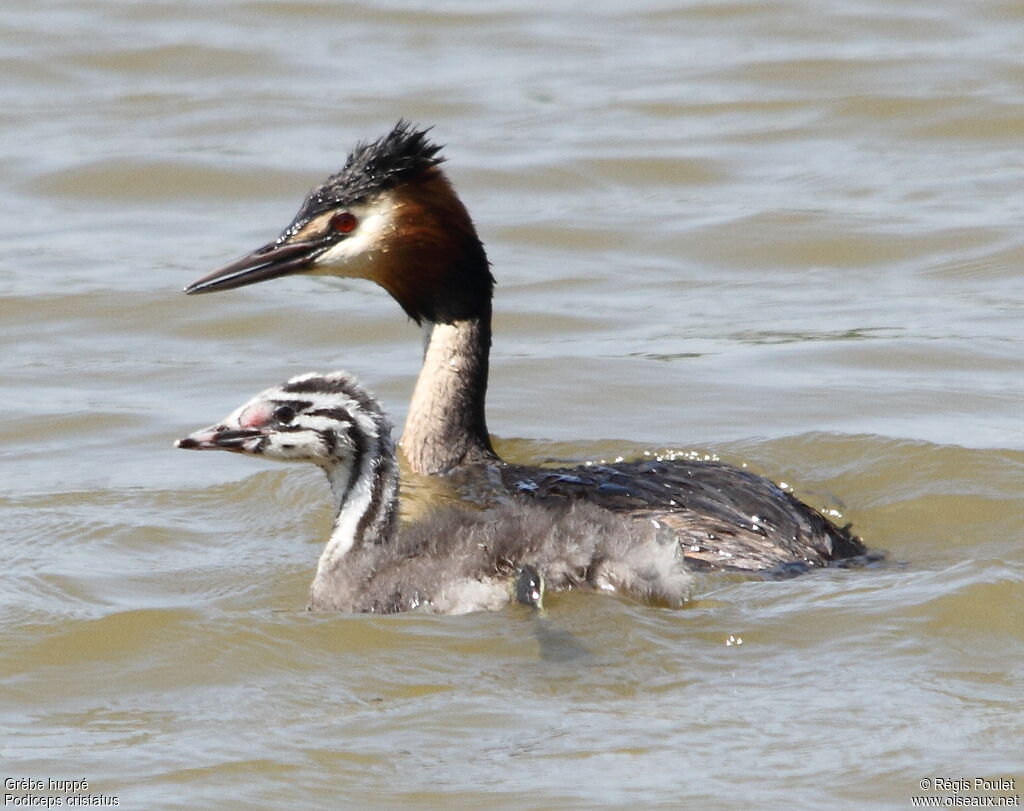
[2,1,1021,807]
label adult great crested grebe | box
[177,371,691,614]
[184,122,868,573]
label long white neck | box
[310,432,400,601]
[401,307,497,475]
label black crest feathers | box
[302,121,444,214]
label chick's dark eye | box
[331,212,358,234]
[273,405,296,424]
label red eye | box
[332,212,358,233]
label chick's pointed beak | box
[184,236,330,295]
[175,425,264,452]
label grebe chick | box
[184,122,868,573]
[176,372,691,614]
